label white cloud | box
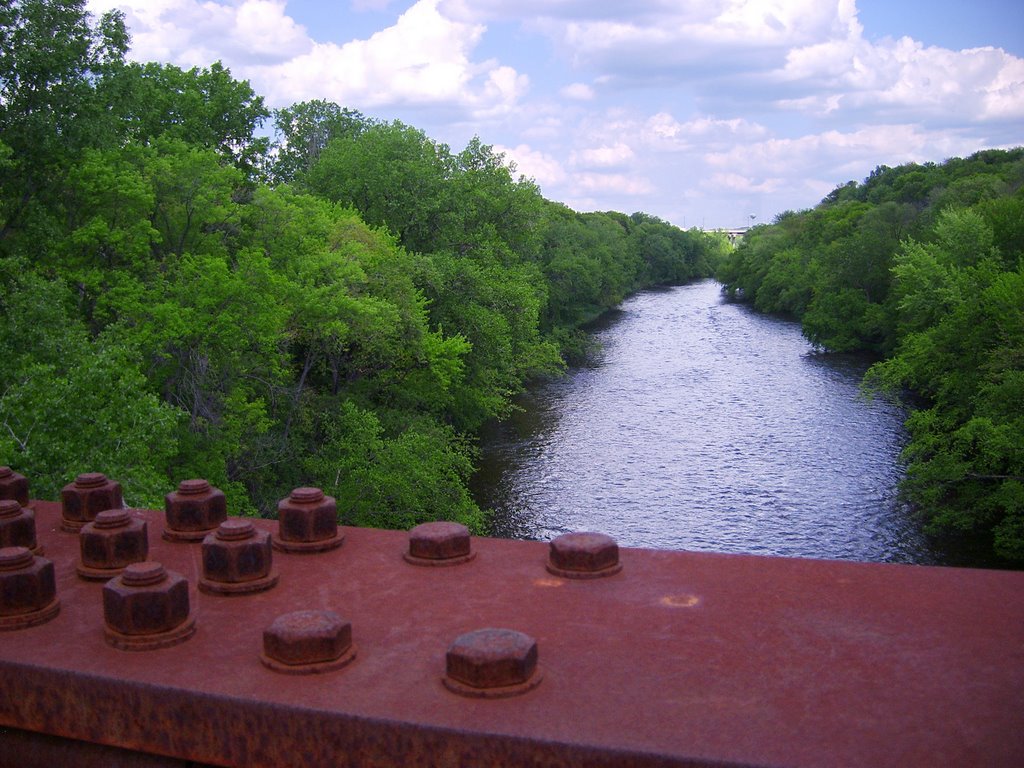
[440,1,669,22]
[521,114,568,140]
[561,82,595,100]
[252,0,522,114]
[983,54,1024,119]
[777,34,1024,122]
[573,172,654,196]
[352,0,395,10]
[571,142,635,169]
[643,113,768,150]
[495,143,567,188]
[89,0,528,117]
[705,124,983,185]
[537,0,860,80]
[705,172,783,194]
[443,1,1024,128]
[88,0,312,66]
[478,65,531,116]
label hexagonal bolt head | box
[276,487,338,543]
[547,532,622,578]
[445,628,540,694]
[405,521,475,566]
[61,473,123,531]
[0,500,38,552]
[409,521,471,559]
[201,520,273,584]
[164,479,227,539]
[0,467,30,507]
[0,547,58,625]
[78,510,148,576]
[103,562,191,636]
[262,610,354,670]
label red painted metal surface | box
[2,499,1023,767]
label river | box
[472,279,941,564]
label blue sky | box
[86,1,1024,229]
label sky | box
[84,0,1024,230]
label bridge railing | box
[2,476,1023,767]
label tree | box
[0,0,129,251]
[0,260,182,505]
[0,10,727,535]
[438,137,544,262]
[867,266,1024,560]
[302,120,450,252]
[720,152,1024,561]
[271,100,369,183]
[102,61,269,177]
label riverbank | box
[473,280,943,565]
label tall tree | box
[303,120,450,253]
[103,61,270,177]
[0,0,128,249]
[271,100,369,184]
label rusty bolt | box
[102,561,195,650]
[0,546,60,630]
[443,628,543,698]
[0,466,30,507]
[199,519,278,595]
[260,610,356,674]
[60,472,123,532]
[273,487,343,553]
[0,499,40,554]
[404,521,475,566]
[164,478,227,542]
[77,509,148,580]
[547,532,622,579]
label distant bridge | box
[712,226,750,243]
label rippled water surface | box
[474,280,940,564]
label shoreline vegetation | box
[717,149,1024,565]
[3,4,1020,566]
[0,4,726,534]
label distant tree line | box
[718,149,1024,563]
[0,1,725,530]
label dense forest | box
[718,149,1024,563]
[0,2,724,531]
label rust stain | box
[531,577,565,588]
[659,594,701,608]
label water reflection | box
[473,280,940,564]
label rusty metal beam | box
[2,500,1023,767]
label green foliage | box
[753,248,814,315]
[537,205,617,328]
[105,61,269,176]
[0,7,717,535]
[723,150,1024,562]
[0,262,182,506]
[302,120,451,253]
[271,100,369,183]
[299,402,483,532]
[418,252,563,429]
[976,191,1024,265]
[0,1,128,253]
